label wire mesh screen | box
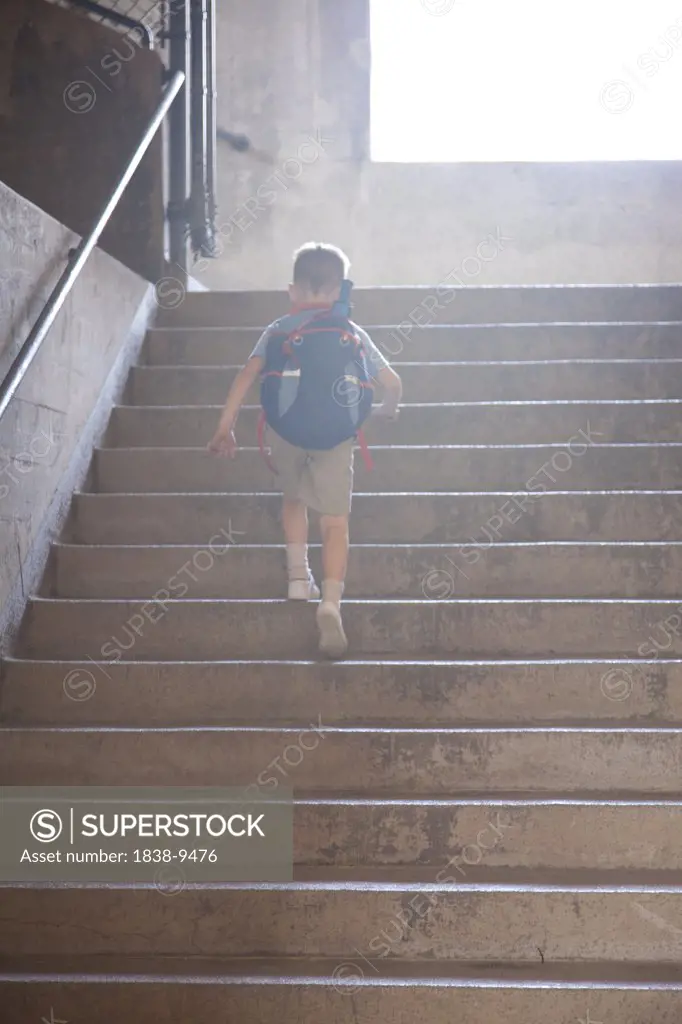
[96,0,160,21]
[47,0,168,50]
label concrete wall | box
[0,0,165,282]
[0,181,152,647]
[198,0,682,289]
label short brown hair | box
[292,242,349,293]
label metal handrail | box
[0,71,185,424]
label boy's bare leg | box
[317,513,349,658]
[282,498,319,599]
[319,514,349,586]
[282,497,308,545]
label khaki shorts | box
[266,428,354,517]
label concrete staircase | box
[3,284,682,1020]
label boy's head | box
[289,242,349,307]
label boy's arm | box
[208,355,264,456]
[356,327,403,419]
[375,364,403,418]
[208,323,273,455]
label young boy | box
[208,242,402,658]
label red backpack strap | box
[282,327,304,359]
[356,428,373,471]
[258,410,278,474]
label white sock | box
[286,543,309,582]
[322,579,344,606]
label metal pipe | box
[205,0,218,241]
[66,0,154,48]
[0,72,185,424]
[189,0,210,255]
[168,0,191,274]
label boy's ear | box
[288,283,297,302]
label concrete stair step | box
[154,285,682,327]
[143,321,682,365]
[67,490,682,545]
[4,874,682,961]
[107,400,682,447]
[2,722,681,791]
[127,360,682,404]
[17,597,682,660]
[48,541,682,599]
[283,797,682,870]
[1,784,681,868]
[93,444,682,493]
[2,955,682,1024]
[2,658,675,726]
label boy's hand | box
[374,367,402,422]
[371,403,400,421]
[208,426,237,458]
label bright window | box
[370,0,682,161]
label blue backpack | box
[259,280,374,453]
